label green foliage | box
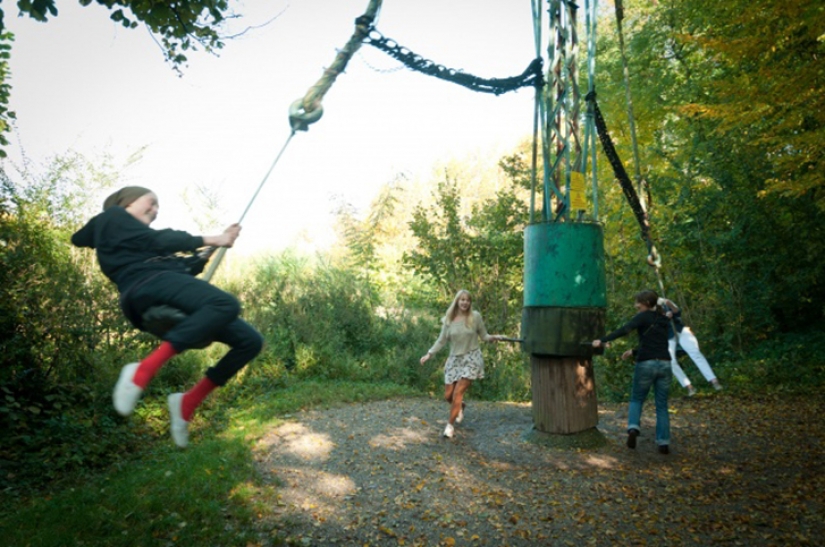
[241,251,434,390]
[713,329,825,393]
[0,32,14,159]
[6,0,230,66]
[405,173,526,325]
[594,0,825,360]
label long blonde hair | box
[443,289,475,327]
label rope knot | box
[289,99,324,132]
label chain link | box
[587,91,657,263]
[364,29,544,96]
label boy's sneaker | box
[113,363,143,416]
[456,402,466,424]
[687,385,697,397]
[168,393,189,448]
[658,444,670,455]
[627,428,639,449]
[442,423,455,439]
[711,379,723,391]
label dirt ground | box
[252,393,824,546]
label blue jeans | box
[627,359,672,446]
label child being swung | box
[72,186,263,448]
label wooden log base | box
[531,355,598,434]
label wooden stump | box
[531,355,598,434]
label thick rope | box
[529,0,543,223]
[587,92,649,240]
[292,0,383,126]
[208,0,386,277]
[586,92,676,322]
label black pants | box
[130,271,263,386]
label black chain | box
[364,29,544,96]
[586,91,655,256]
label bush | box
[713,329,825,393]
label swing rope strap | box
[365,29,544,96]
[201,130,297,281]
[586,90,660,266]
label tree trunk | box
[530,355,598,434]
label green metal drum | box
[522,222,607,356]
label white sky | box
[5,1,540,255]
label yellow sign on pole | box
[569,171,587,211]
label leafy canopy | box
[6,0,231,66]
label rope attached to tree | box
[364,29,544,96]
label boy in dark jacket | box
[72,186,263,448]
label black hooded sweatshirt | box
[71,206,205,294]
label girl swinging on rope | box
[71,186,263,448]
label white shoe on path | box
[168,393,189,448]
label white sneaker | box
[113,363,143,416]
[687,385,697,397]
[442,423,454,439]
[168,393,189,448]
[712,380,724,391]
[456,409,464,424]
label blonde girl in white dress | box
[420,290,504,438]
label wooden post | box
[531,355,598,434]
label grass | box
[0,379,421,547]
[3,342,820,546]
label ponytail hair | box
[634,289,664,315]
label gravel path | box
[252,395,824,546]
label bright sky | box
[5,1,539,255]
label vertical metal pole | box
[586,0,599,219]
[615,0,644,203]
[530,0,544,225]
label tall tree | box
[593,0,825,348]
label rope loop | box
[647,247,662,269]
[289,98,324,132]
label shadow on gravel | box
[252,395,824,546]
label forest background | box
[1,0,824,532]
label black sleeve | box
[150,228,205,254]
[601,313,644,343]
[107,208,203,255]
[71,222,94,248]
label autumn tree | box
[593,0,825,351]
